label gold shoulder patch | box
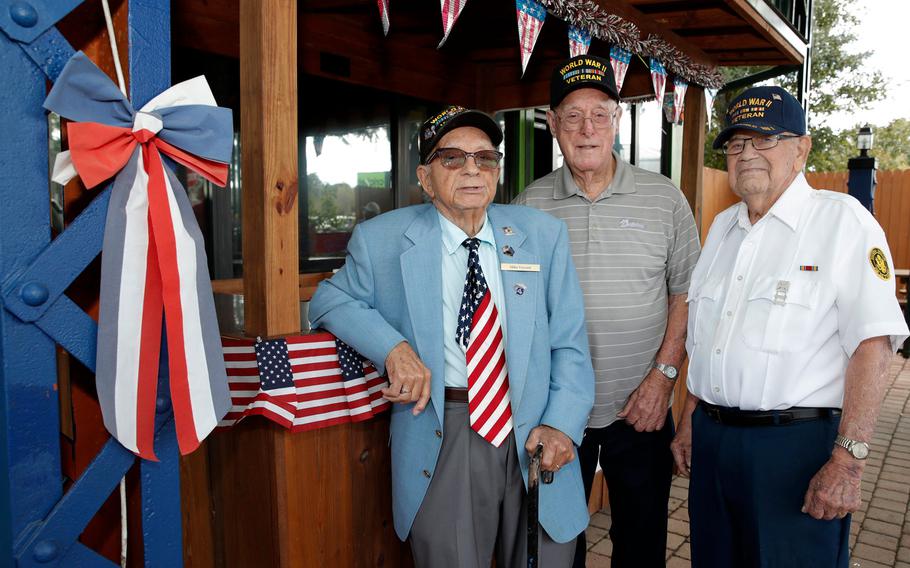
[869,247,891,280]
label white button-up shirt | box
[439,212,507,388]
[686,173,909,410]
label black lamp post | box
[847,124,878,213]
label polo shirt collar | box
[438,210,495,256]
[554,151,636,201]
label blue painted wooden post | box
[0,0,183,565]
[127,2,183,564]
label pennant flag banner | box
[221,332,390,431]
[438,0,467,47]
[44,52,232,460]
[650,58,667,105]
[609,45,632,93]
[705,87,718,129]
[516,0,547,75]
[672,77,688,125]
[568,25,591,57]
[662,91,675,123]
[377,0,390,36]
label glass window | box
[637,100,663,173]
[302,127,392,262]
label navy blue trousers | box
[689,404,851,568]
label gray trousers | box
[410,401,575,568]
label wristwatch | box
[834,434,870,460]
[653,363,678,381]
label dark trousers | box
[689,404,851,568]
[572,411,674,568]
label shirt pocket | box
[741,277,819,353]
[686,278,725,348]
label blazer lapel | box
[401,206,445,426]
[487,205,538,417]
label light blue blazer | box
[309,203,595,543]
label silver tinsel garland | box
[538,0,724,89]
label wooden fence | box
[700,168,910,270]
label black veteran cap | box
[419,106,503,164]
[713,86,806,149]
[550,54,620,109]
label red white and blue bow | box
[44,52,232,460]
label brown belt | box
[444,387,469,402]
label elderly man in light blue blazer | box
[310,106,595,568]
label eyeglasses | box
[426,147,503,171]
[722,134,802,156]
[556,109,618,131]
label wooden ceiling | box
[173,0,807,110]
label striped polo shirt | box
[513,154,699,428]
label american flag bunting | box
[221,332,389,432]
[568,25,591,57]
[672,77,688,125]
[438,0,467,47]
[377,0,390,36]
[609,45,632,93]
[516,0,547,76]
[650,58,668,106]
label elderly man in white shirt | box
[671,85,909,568]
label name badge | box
[501,263,540,272]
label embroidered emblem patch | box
[869,247,891,280]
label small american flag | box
[438,0,467,47]
[220,332,389,432]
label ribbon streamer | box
[45,52,232,460]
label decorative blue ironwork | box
[0,0,83,43]
[0,0,182,565]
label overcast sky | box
[825,0,907,131]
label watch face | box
[851,442,870,459]
[659,364,678,379]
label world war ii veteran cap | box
[550,54,620,109]
[419,106,504,164]
[713,86,806,149]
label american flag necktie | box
[456,238,514,447]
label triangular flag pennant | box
[609,46,632,93]
[516,0,547,75]
[377,0,390,36]
[650,58,667,104]
[568,25,591,57]
[705,87,718,129]
[438,0,467,48]
[672,77,688,125]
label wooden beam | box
[240,0,300,337]
[680,85,706,226]
[591,0,717,67]
[724,0,805,64]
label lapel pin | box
[502,226,515,236]
[502,245,514,257]
[513,283,526,296]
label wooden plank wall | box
[699,168,910,271]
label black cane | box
[528,443,555,568]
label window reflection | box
[303,127,392,260]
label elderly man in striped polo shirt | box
[513,54,700,568]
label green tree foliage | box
[704,0,893,172]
